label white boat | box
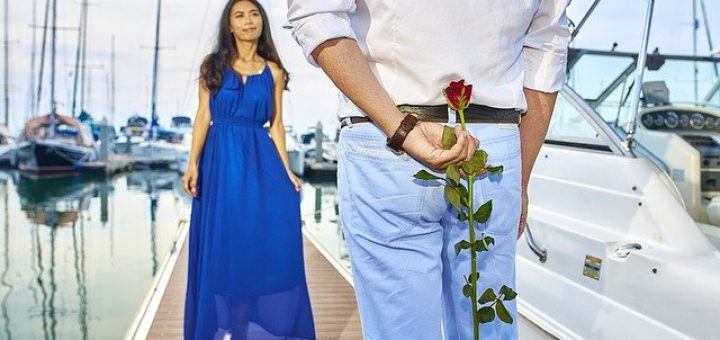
[114,115,150,154]
[132,2,185,172]
[285,124,305,176]
[132,138,187,171]
[127,119,188,171]
[517,3,720,339]
[300,125,338,164]
[170,116,192,171]
[0,125,16,166]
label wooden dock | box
[146,235,362,340]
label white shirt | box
[287,0,572,119]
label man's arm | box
[520,89,557,192]
[287,1,477,169]
[518,0,572,237]
[313,38,403,139]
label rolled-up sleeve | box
[522,0,572,92]
[287,0,358,66]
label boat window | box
[544,94,611,151]
[567,52,720,134]
[644,60,719,108]
[567,54,637,124]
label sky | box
[2,0,718,133]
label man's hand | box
[518,190,528,239]
[402,122,480,171]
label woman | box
[182,1,315,339]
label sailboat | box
[16,0,99,176]
[516,1,720,339]
[131,0,188,171]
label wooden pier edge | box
[125,219,190,340]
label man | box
[288,1,571,339]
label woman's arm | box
[182,76,211,197]
[268,62,303,192]
[268,62,291,171]
[188,81,211,168]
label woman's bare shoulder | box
[267,61,285,78]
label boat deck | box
[146,235,363,339]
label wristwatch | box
[386,114,419,152]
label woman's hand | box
[287,168,302,192]
[183,164,199,197]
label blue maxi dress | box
[184,64,316,340]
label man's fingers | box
[436,133,467,168]
[464,134,477,162]
[429,128,473,169]
[432,151,455,170]
[453,131,469,161]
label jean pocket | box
[482,134,521,165]
[340,126,414,162]
[477,156,521,236]
[351,192,425,241]
[342,140,430,241]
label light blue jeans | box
[337,120,521,340]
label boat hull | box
[518,144,720,340]
[131,140,187,170]
[17,140,99,175]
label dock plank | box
[147,234,362,340]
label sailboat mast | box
[3,0,8,126]
[150,0,162,138]
[35,0,50,115]
[50,0,57,111]
[111,35,116,125]
[79,0,88,113]
[71,0,87,118]
[28,0,38,118]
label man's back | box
[288,0,570,116]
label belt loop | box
[517,108,524,125]
[447,107,456,126]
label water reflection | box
[1,177,14,340]
[126,171,184,276]
[300,180,350,276]
[0,170,189,339]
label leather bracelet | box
[386,114,419,152]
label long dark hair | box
[201,0,289,93]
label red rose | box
[443,79,473,111]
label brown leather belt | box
[340,104,523,129]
